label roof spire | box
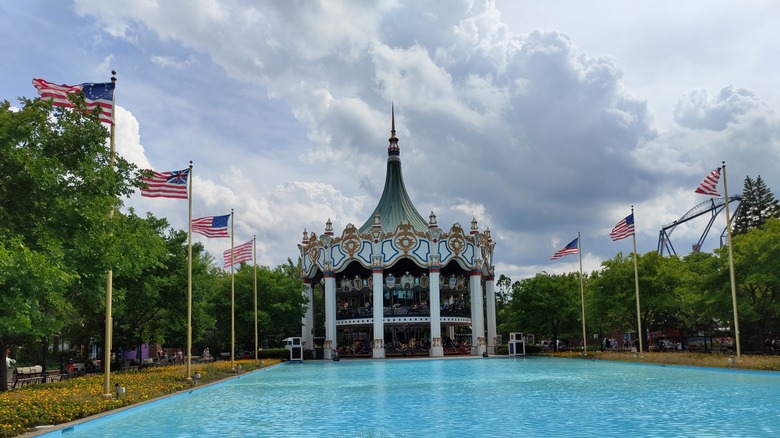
[359,107,427,234]
[391,103,396,136]
[388,103,399,156]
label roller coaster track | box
[657,195,742,256]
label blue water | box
[42,357,779,437]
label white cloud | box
[113,106,150,169]
[674,87,773,131]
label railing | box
[336,305,470,320]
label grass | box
[0,359,282,437]
[545,350,780,371]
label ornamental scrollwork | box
[341,225,362,256]
[393,222,418,254]
[448,224,466,255]
[307,233,319,265]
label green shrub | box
[259,348,289,360]
[525,344,542,354]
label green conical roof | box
[358,110,428,235]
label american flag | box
[140,168,189,199]
[32,78,115,124]
[550,237,579,260]
[192,214,230,238]
[223,240,253,268]
[695,167,721,197]
[610,213,635,241]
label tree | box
[107,212,220,357]
[495,274,512,313]
[677,251,723,335]
[727,217,780,352]
[589,251,691,349]
[0,98,136,390]
[212,259,306,355]
[733,175,780,235]
[498,272,581,351]
[588,253,637,337]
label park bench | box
[12,365,44,388]
[45,369,64,382]
[119,363,139,372]
[63,362,86,379]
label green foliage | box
[497,215,780,353]
[728,217,780,352]
[0,96,310,389]
[498,272,582,349]
[259,348,290,360]
[587,253,637,334]
[107,213,218,352]
[0,98,136,390]
[212,260,306,353]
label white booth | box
[508,332,525,356]
[283,337,304,362]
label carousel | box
[298,110,497,359]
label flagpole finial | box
[111,70,117,83]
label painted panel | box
[381,239,399,263]
[439,240,454,264]
[316,247,326,270]
[412,239,431,263]
[331,243,347,268]
[302,254,313,274]
[356,241,373,265]
[462,243,475,265]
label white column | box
[485,276,497,355]
[301,280,314,352]
[324,273,337,360]
[372,269,385,358]
[470,271,486,356]
[429,268,443,357]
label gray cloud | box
[44,0,780,279]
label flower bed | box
[546,351,780,371]
[0,359,281,437]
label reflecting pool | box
[41,357,780,437]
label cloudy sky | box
[2,1,779,281]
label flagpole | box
[722,161,741,361]
[578,232,587,354]
[185,161,194,381]
[631,206,643,354]
[102,71,117,400]
[253,235,258,362]
[230,209,236,371]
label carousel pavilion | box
[298,111,497,359]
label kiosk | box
[283,337,304,362]
[508,332,525,356]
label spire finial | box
[391,102,396,137]
[388,104,399,156]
